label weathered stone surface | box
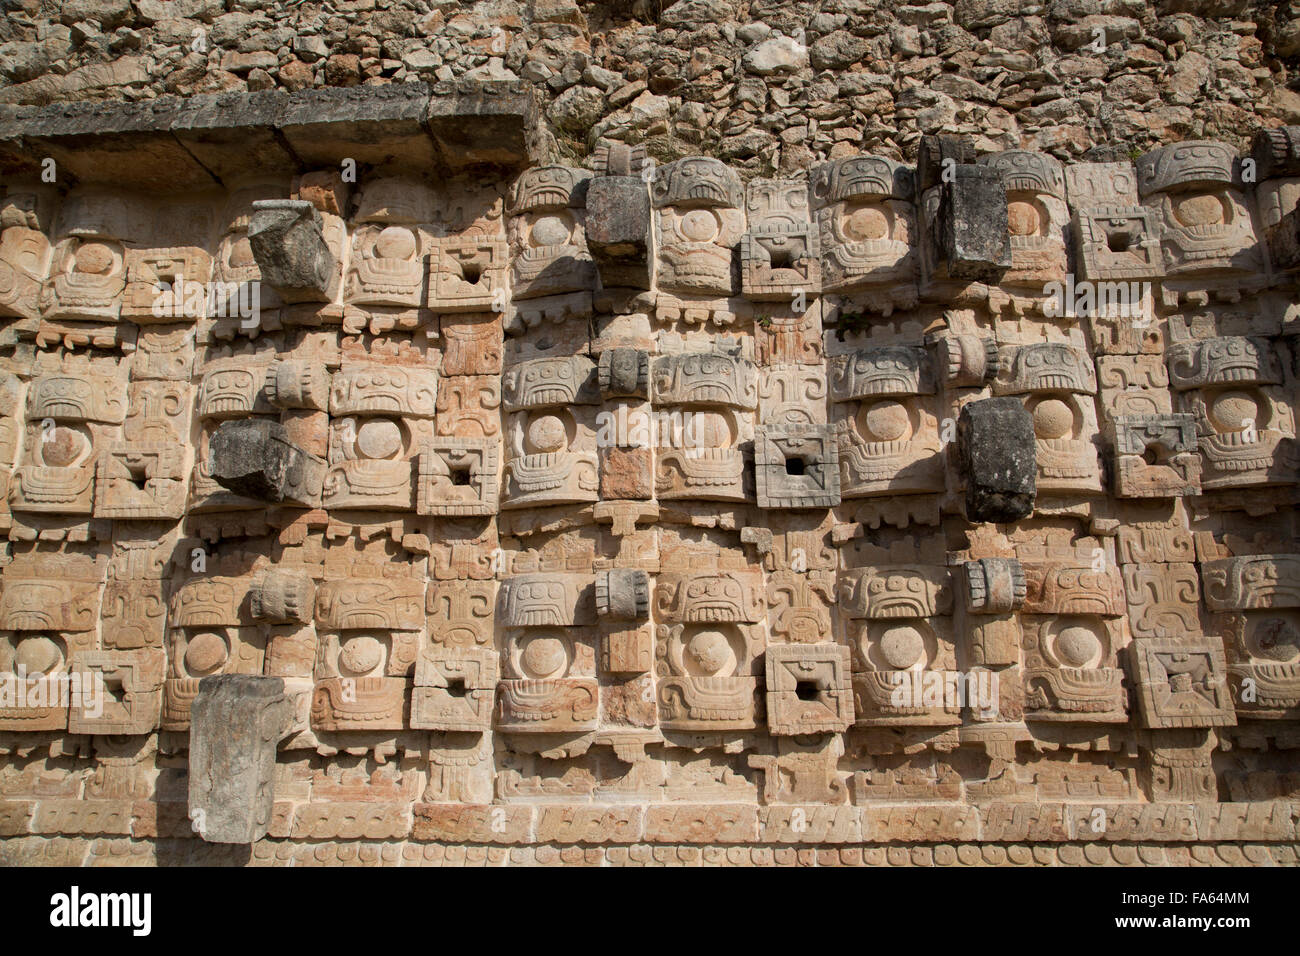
[247,200,336,303]
[936,165,1011,281]
[208,418,326,505]
[188,675,292,844]
[584,176,651,290]
[958,397,1036,522]
[2,45,1299,868]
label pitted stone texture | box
[958,397,1036,522]
[188,675,293,845]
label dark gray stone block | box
[917,132,976,191]
[958,397,1036,523]
[1252,126,1300,180]
[188,675,293,845]
[248,199,336,303]
[584,175,652,289]
[425,79,543,172]
[938,164,1012,282]
[209,418,326,506]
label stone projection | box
[0,75,1297,869]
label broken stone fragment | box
[247,199,336,302]
[208,418,326,506]
[584,175,651,289]
[958,397,1036,523]
[916,133,976,191]
[937,165,1011,282]
[188,674,294,844]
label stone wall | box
[0,7,1299,867]
[1,0,1300,177]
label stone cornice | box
[0,79,545,190]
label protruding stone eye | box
[339,635,383,675]
[861,400,910,441]
[520,633,567,679]
[531,216,569,246]
[39,425,85,467]
[1173,192,1226,226]
[526,413,567,453]
[1208,391,1258,432]
[355,418,402,459]
[374,225,415,259]
[680,209,719,242]
[185,632,229,676]
[879,624,924,669]
[14,634,62,676]
[1032,398,1073,440]
[73,242,114,274]
[844,204,888,241]
[685,628,734,676]
[1055,625,1101,668]
[1006,200,1039,236]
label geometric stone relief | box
[2,107,1300,868]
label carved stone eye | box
[374,226,415,260]
[355,418,402,459]
[40,425,85,467]
[14,634,62,676]
[530,215,569,247]
[879,624,924,669]
[861,400,910,441]
[339,635,383,675]
[844,204,888,241]
[73,242,114,275]
[1253,617,1300,662]
[684,628,735,677]
[1055,625,1101,668]
[1032,398,1073,440]
[1006,200,1039,236]
[1173,193,1226,227]
[1208,391,1257,433]
[526,414,567,453]
[185,632,229,676]
[520,633,567,679]
[680,209,719,242]
[228,235,255,268]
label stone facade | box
[0,28,1298,866]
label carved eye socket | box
[1208,391,1259,433]
[339,635,383,676]
[878,624,925,670]
[1173,193,1227,226]
[73,242,114,275]
[185,632,229,676]
[374,226,416,260]
[530,215,569,247]
[13,634,62,676]
[680,209,719,242]
[843,204,888,241]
